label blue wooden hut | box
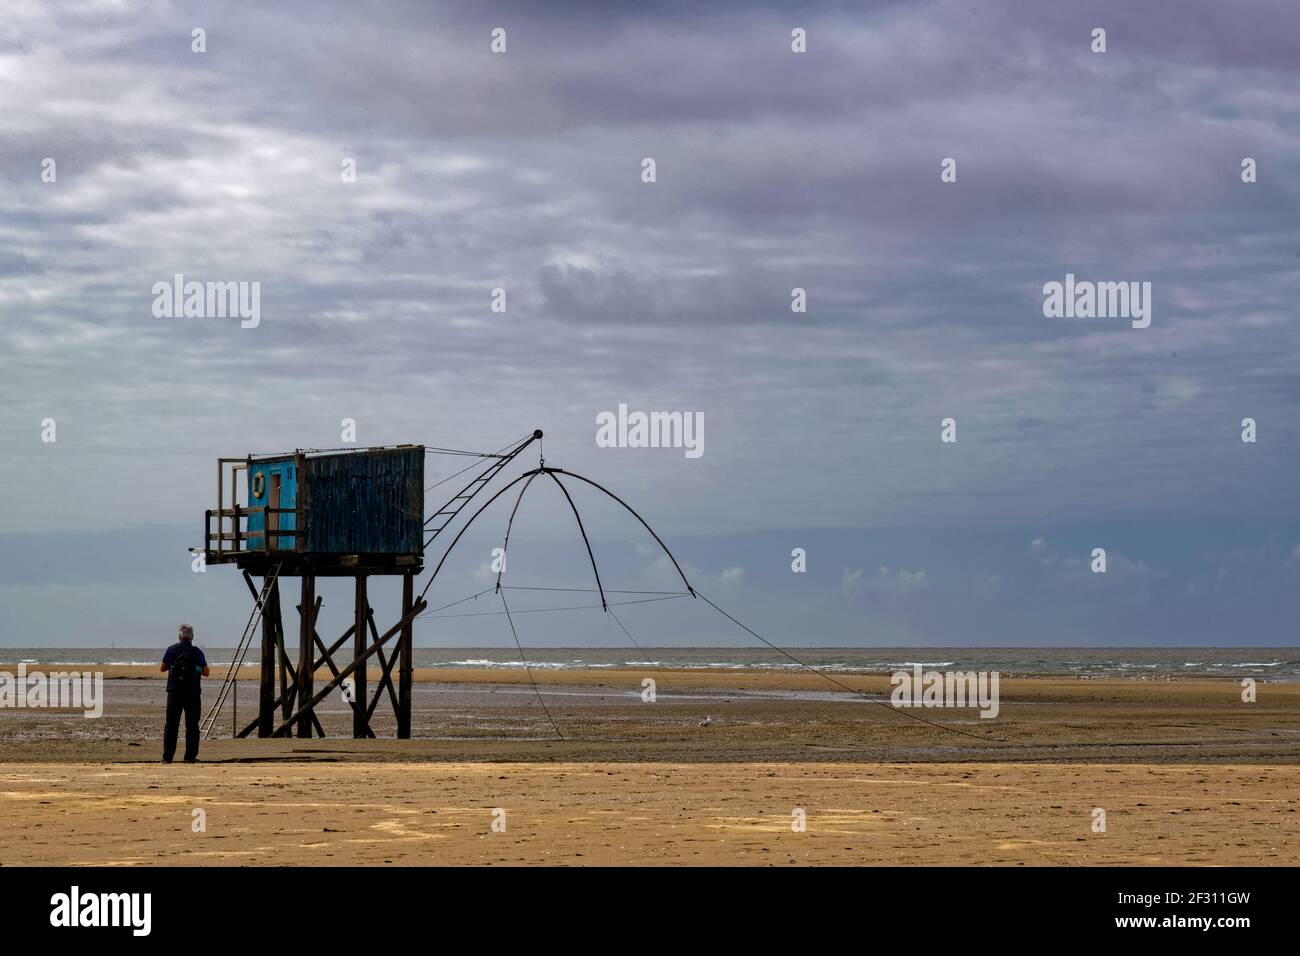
[206,445,424,573]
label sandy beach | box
[1,760,1295,866]
[0,666,1296,865]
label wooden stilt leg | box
[275,583,290,728]
[296,576,316,738]
[257,576,276,738]
[398,572,413,739]
[353,575,368,739]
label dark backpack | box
[171,645,197,689]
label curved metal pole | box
[418,468,543,603]
[545,471,607,610]
[545,468,695,597]
[418,462,695,606]
[495,470,543,594]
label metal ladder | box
[200,563,281,739]
[424,455,519,543]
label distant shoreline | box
[2,645,1297,682]
[2,664,1294,694]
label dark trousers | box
[163,692,201,762]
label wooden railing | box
[206,507,305,558]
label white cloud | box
[843,565,929,595]
[876,566,930,592]
[841,568,865,596]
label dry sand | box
[0,761,1294,866]
[0,668,1296,865]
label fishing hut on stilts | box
[198,432,547,740]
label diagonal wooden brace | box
[270,598,427,739]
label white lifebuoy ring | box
[252,472,265,498]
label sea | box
[2,647,1297,680]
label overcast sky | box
[1,1,1298,648]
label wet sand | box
[0,669,1296,864]
[0,669,1295,765]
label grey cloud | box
[0,0,1297,565]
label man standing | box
[161,624,210,763]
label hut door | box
[268,473,281,549]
